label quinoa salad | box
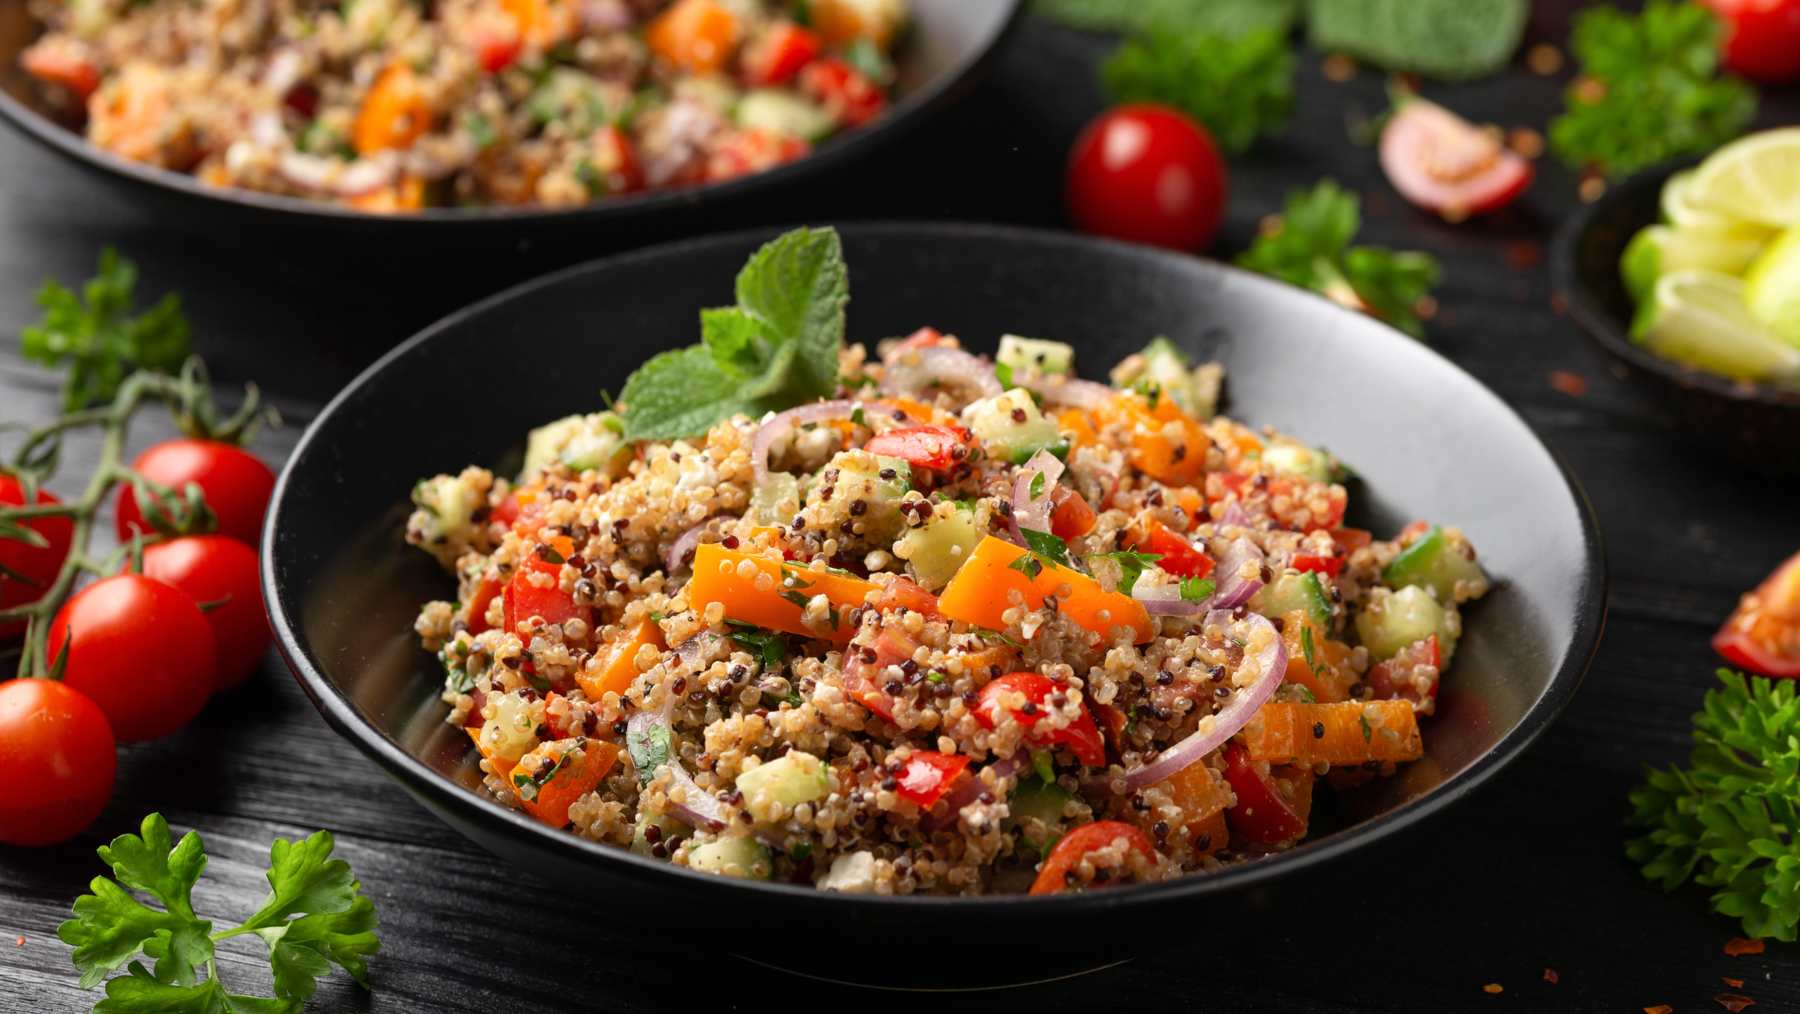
[20,0,904,211]
[403,228,1489,895]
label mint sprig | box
[58,813,379,1012]
[618,227,848,442]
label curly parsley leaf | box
[1235,179,1441,339]
[1307,0,1528,81]
[1551,1,1756,178]
[1627,670,1800,943]
[1034,0,1300,37]
[619,227,848,442]
[58,813,379,1010]
[21,248,192,411]
[1101,27,1292,154]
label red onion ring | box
[277,150,399,196]
[880,346,1002,402]
[1210,537,1266,610]
[664,520,711,574]
[1132,585,1210,616]
[921,754,1021,831]
[1007,449,1065,542]
[1021,375,1115,410]
[1220,501,1252,528]
[750,399,861,489]
[663,760,728,832]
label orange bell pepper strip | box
[1239,700,1422,766]
[688,543,875,645]
[1279,610,1357,704]
[576,619,665,700]
[1155,759,1233,847]
[508,738,620,828]
[646,0,741,73]
[353,63,430,154]
[938,536,1152,644]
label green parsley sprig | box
[58,813,380,1012]
[1550,1,1756,179]
[1101,27,1293,154]
[1627,670,1800,943]
[22,249,191,413]
[1235,179,1441,339]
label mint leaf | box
[619,228,848,442]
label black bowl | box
[1550,158,1800,473]
[0,2,1017,244]
[263,223,1605,988]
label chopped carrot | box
[1280,610,1357,703]
[938,536,1152,644]
[646,0,741,73]
[688,543,875,645]
[1240,700,1422,766]
[576,618,664,700]
[353,63,430,155]
[508,738,620,828]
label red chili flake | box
[1507,241,1544,270]
[1723,978,1744,989]
[1716,994,1756,1012]
[1322,53,1357,82]
[1548,370,1589,397]
[12,935,22,947]
[1483,983,1504,995]
[1543,968,1560,984]
[1725,938,1766,957]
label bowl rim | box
[1548,156,1800,410]
[0,0,1021,227]
[263,220,1609,911]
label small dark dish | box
[0,2,1018,242]
[264,223,1604,988]
[1551,158,1800,473]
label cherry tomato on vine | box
[142,536,269,690]
[1066,104,1227,252]
[1700,0,1800,83]
[49,574,216,741]
[116,439,275,546]
[0,474,74,640]
[0,677,116,846]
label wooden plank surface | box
[4,6,1799,1011]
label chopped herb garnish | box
[1019,527,1073,569]
[1029,472,1046,500]
[626,721,671,785]
[1092,550,1162,594]
[727,621,789,671]
[1294,685,1318,703]
[1179,577,1217,602]
[1359,709,1373,742]
[926,671,947,685]
[994,360,1015,387]
[1301,625,1320,676]
[1032,749,1056,785]
[850,406,867,427]
[1008,553,1044,579]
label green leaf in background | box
[1034,0,1300,38]
[1101,27,1294,153]
[1306,0,1528,81]
[1549,0,1756,178]
[20,248,191,412]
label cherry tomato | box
[1133,520,1214,579]
[863,424,973,472]
[974,671,1105,767]
[20,37,100,100]
[875,576,940,617]
[742,21,822,86]
[502,537,591,637]
[116,439,275,547]
[49,574,216,742]
[589,124,646,195]
[706,128,809,182]
[1365,633,1442,707]
[0,678,116,846]
[1713,550,1800,678]
[1701,0,1800,83]
[0,475,75,640]
[1379,98,1533,221]
[475,27,523,74]
[1028,820,1155,895]
[1066,104,1227,252]
[893,751,970,808]
[1223,743,1309,844]
[1291,553,1343,578]
[799,57,886,127]
[141,536,269,690]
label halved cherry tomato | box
[1028,820,1155,895]
[742,21,822,86]
[1365,634,1442,706]
[1049,486,1097,540]
[503,537,591,636]
[1713,550,1800,678]
[49,574,216,742]
[21,38,100,100]
[864,424,972,472]
[589,124,645,195]
[0,475,74,640]
[116,439,275,547]
[799,58,886,128]
[974,672,1104,767]
[1330,527,1372,554]
[0,677,116,846]
[1291,553,1342,578]
[141,536,269,690]
[465,573,505,635]
[1132,520,1214,579]
[706,128,808,182]
[876,577,939,617]
[1066,104,1227,252]
[1379,97,1532,222]
[474,26,523,73]
[1223,743,1308,844]
[894,751,969,808]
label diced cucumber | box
[408,472,487,566]
[1356,585,1454,661]
[629,811,685,856]
[523,412,630,478]
[735,88,835,141]
[894,502,981,590]
[749,473,802,526]
[963,389,1064,464]
[818,451,912,538]
[1261,441,1334,484]
[1009,777,1072,856]
[1382,526,1487,604]
[997,334,1075,377]
[1112,336,1207,417]
[735,751,830,822]
[1252,571,1332,629]
[687,835,773,879]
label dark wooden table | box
[4,6,1798,1011]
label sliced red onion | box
[880,346,1002,402]
[750,399,861,489]
[247,111,287,150]
[1021,375,1115,410]
[277,150,399,196]
[1220,501,1251,528]
[663,760,728,832]
[261,47,306,99]
[581,0,632,30]
[1116,612,1287,792]
[1008,448,1065,542]
[1132,584,1210,616]
[1210,537,1265,610]
[664,520,710,574]
[921,754,1021,831]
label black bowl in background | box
[0,2,1018,247]
[1550,158,1800,473]
[263,223,1605,988]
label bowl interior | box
[266,224,1602,929]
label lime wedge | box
[1662,170,1734,228]
[1744,226,1800,348]
[1621,223,1770,300]
[1687,128,1800,229]
[1631,270,1800,382]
